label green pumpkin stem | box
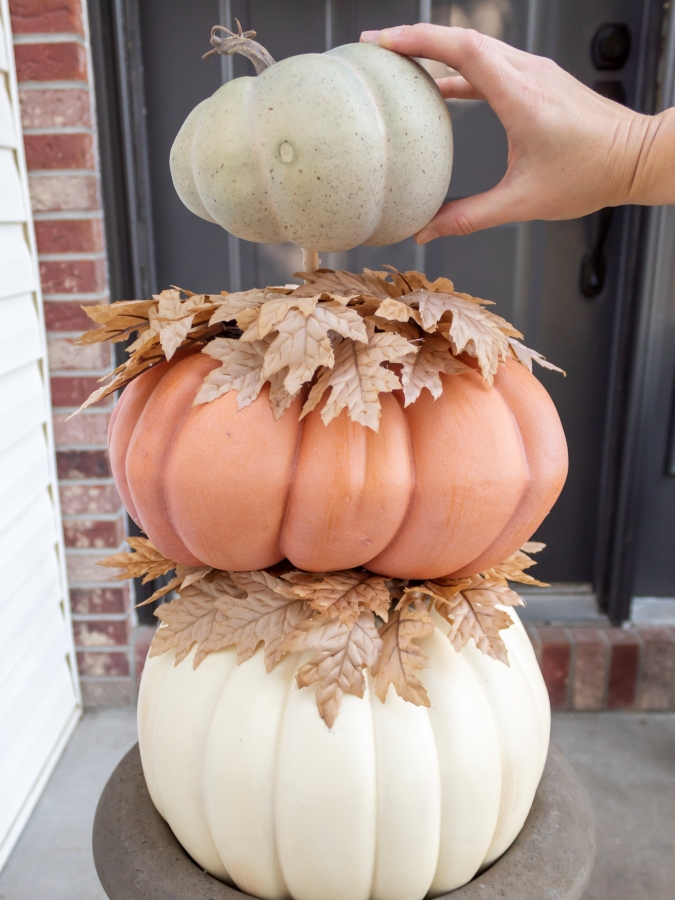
[203,21,276,74]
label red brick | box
[25,133,94,170]
[19,88,91,129]
[73,619,129,648]
[35,218,102,254]
[133,625,156,681]
[48,337,111,372]
[637,628,675,710]
[53,410,111,446]
[9,0,83,34]
[50,375,108,407]
[570,628,609,710]
[71,586,129,615]
[57,449,111,479]
[77,650,130,677]
[60,482,121,515]
[15,42,86,82]
[538,627,571,710]
[607,629,641,709]
[30,174,100,211]
[40,258,105,294]
[63,516,124,549]
[44,300,98,331]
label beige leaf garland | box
[242,300,369,397]
[416,291,512,382]
[508,338,566,375]
[267,368,296,419]
[194,338,267,408]
[76,299,157,345]
[148,289,195,361]
[197,569,311,671]
[208,288,291,330]
[400,333,471,405]
[97,536,176,583]
[484,542,548,587]
[281,570,391,628]
[372,600,435,706]
[292,268,396,300]
[99,535,545,725]
[301,330,417,431]
[376,296,422,325]
[150,579,222,665]
[432,576,524,666]
[281,612,382,727]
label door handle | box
[580,206,614,298]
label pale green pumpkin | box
[170,43,454,252]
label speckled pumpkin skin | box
[108,353,567,579]
[170,43,453,252]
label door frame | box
[87,0,671,624]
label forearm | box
[626,107,675,206]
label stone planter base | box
[93,743,595,900]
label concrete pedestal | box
[93,743,595,900]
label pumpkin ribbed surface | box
[138,608,550,900]
[109,353,567,579]
[170,43,453,252]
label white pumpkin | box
[138,608,550,900]
[170,43,453,252]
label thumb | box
[416,183,524,240]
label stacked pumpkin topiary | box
[79,24,568,900]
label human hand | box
[361,24,672,241]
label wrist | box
[624,108,675,206]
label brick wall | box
[9,0,134,706]
[527,625,675,711]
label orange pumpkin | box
[109,352,567,579]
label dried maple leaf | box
[149,572,239,665]
[301,330,417,431]
[433,576,524,666]
[75,299,157,345]
[281,570,391,627]
[196,569,311,671]
[254,295,323,338]
[208,288,286,330]
[242,300,368,397]
[414,291,511,382]
[376,296,422,325]
[508,338,566,375]
[400,333,471,405]
[484,543,548,587]
[194,338,267,408]
[148,289,195,360]
[292,268,396,301]
[281,611,382,728]
[97,536,176,583]
[134,563,213,608]
[267,368,297,419]
[372,600,435,706]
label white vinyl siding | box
[0,0,81,872]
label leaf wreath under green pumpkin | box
[69,267,563,430]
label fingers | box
[416,184,526,241]
[435,76,485,101]
[362,24,513,105]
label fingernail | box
[360,30,381,43]
[381,26,405,38]
[416,227,438,245]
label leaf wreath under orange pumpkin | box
[101,538,547,727]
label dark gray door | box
[91,0,668,617]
